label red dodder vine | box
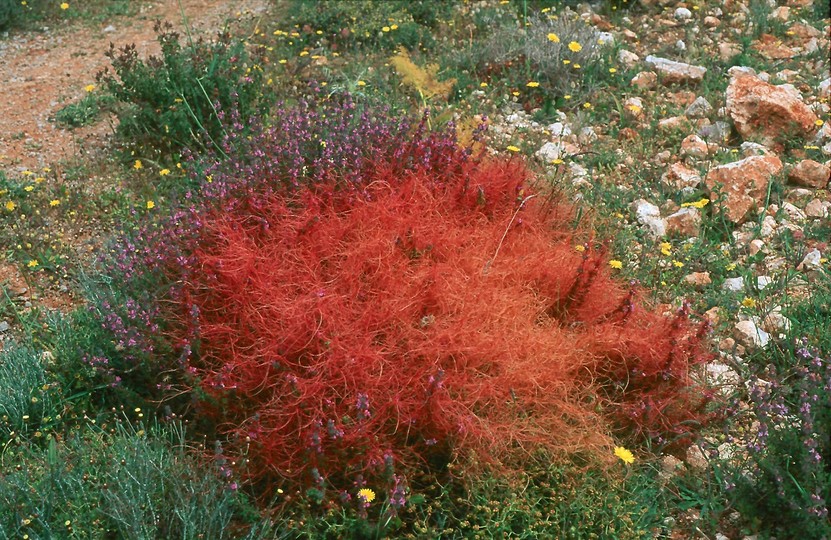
[176,142,713,491]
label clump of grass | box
[0,343,62,441]
[0,0,18,30]
[459,10,611,107]
[0,419,256,538]
[286,0,456,52]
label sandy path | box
[0,0,268,171]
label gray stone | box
[645,55,707,84]
[685,96,714,118]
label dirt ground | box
[0,0,268,171]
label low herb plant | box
[98,20,271,155]
[717,342,831,539]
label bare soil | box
[0,0,268,171]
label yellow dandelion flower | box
[816,119,824,127]
[357,80,366,86]
[35,177,45,184]
[609,68,617,73]
[27,260,39,268]
[551,158,564,165]
[741,297,756,308]
[681,198,709,209]
[60,2,69,9]
[22,170,33,176]
[526,81,540,87]
[50,199,60,207]
[574,244,586,252]
[512,91,520,96]
[480,82,488,87]
[382,26,390,32]
[614,446,635,464]
[357,488,376,503]
[299,51,309,56]
[547,33,560,43]
[24,185,34,192]
[583,102,592,109]
[84,84,95,92]
[279,59,287,64]
[660,242,672,256]
[390,24,398,30]
[726,263,737,271]
[133,160,143,170]
[159,168,171,176]
[5,201,16,211]
[562,59,571,65]
[564,94,572,100]
[506,145,521,152]
[672,260,685,268]
[609,260,623,269]
[568,41,582,52]
[146,200,155,210]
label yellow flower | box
[609,68,617,73]
[357,488,376,503]
[299,51,309,56]
[35,177,45,184]
[279,59,287,64]
[681,198,710,209]
[506,145,521,153]
[50,199,60,207]
[146,200,155,210]
[568,41,582,52]
[564,95,572,100]
[573,63,581,69]
[741,297,756,308]
[382,26,390,32]
[133,160,143,170]
[526,81,540,88]
[609,260,623,269]
[24,185,34,192]
[816,119,825,127]
[480,82,488,88]
[357,80,366,86]
[574,244,586,252]
[583,102,592,109]
[390,24,398,30]
[547,33,560,43]
[562,59,571,65]
[614,446,635,464]
[5,201,16,211]
[660,242,672,256]
[84,84,95,92]
[551,158,564,165]
[726,263,737,271]
[27,260,39,268]
[672,260,684,268]
[512,91,520,97]
[159,168,171,176]
[60,2,69,9]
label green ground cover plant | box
[98,20,272,155]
